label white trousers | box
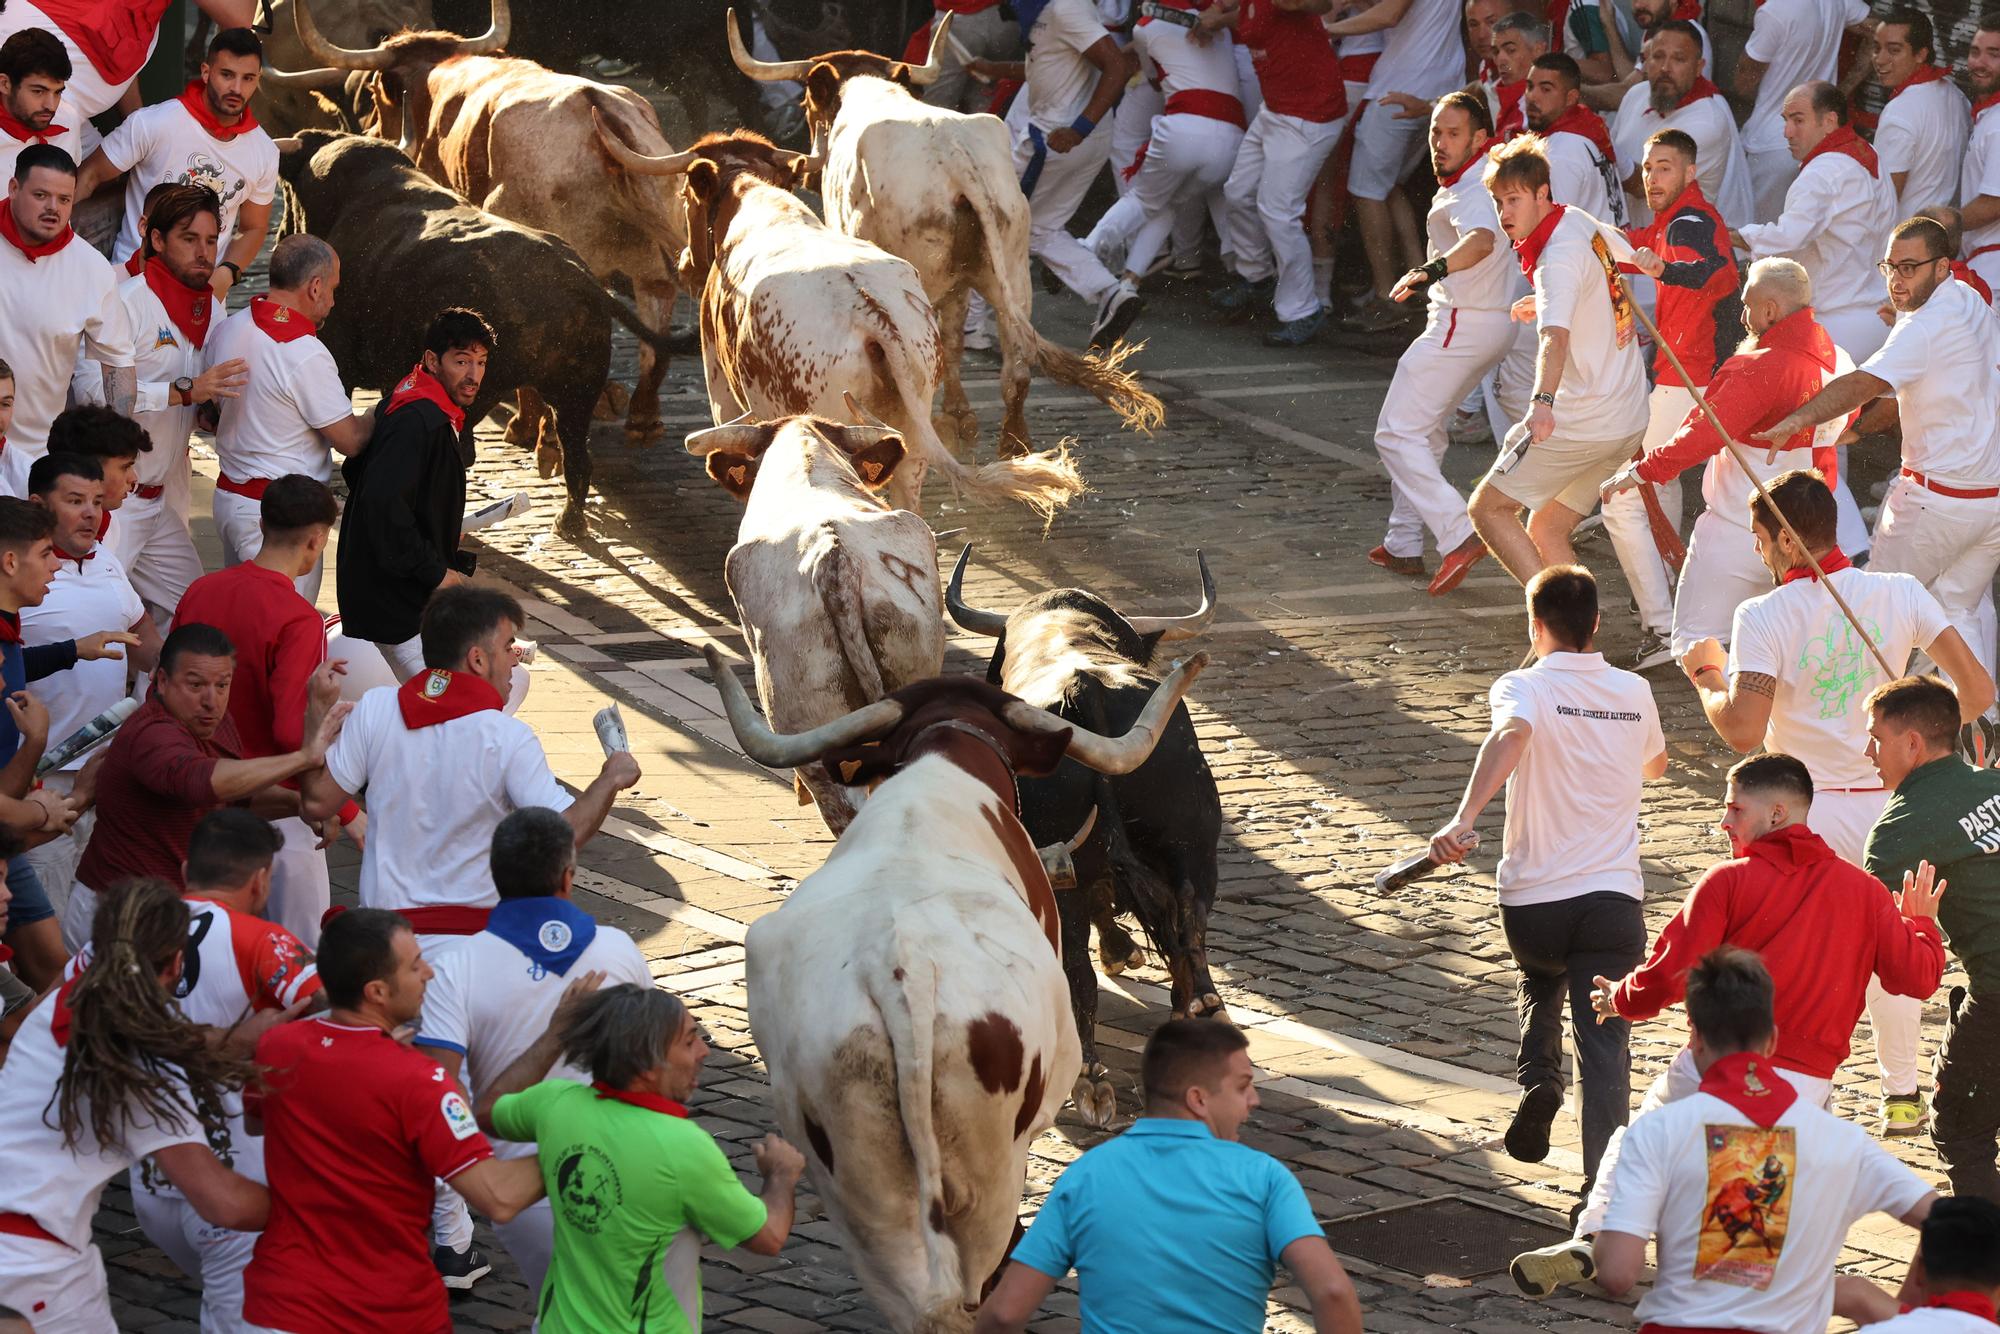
[373,634,427,683]
[1807,787,1922,1096]
[1601,385,1691,634]
[1575,1047,1830,1237]
[134,1186,258,1334]
[1222,107,1346,321]
[115,492,204,628]
[61,878,95,957]
[267,816,330,950]
[1374,304,1518,556]
[1670,510,1772,656]
[1109,77,1161,199]
[1745,145,1798,226]
[30,771,89,945]
[1089,113,1244,279]
[1870,474,2000,680]
[213,490,324,605]
[1835,454,1873,557]
[1014,121,1118,305]
[0,1234,114,1334]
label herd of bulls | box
[253,5,1228,1326]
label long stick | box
[1614,273,1896,679]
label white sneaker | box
[1510,1239,1594,1299]
[1090,278,1143,349]
[963,325,995,352]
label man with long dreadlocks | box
[0,878,273,1332]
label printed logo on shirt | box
[177,150,246,211]
[1553,704,1643,722]
[1589,232,1636,345]
[441,1091,479,1141]
[555,1144,624,1234]
[538,920,573,953]
[422,669,451,700]
[152,325,179,350]
[1957,793,2000,852]
[1798,611,1885,718]
[1695,1123,1795,1289]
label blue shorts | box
[3,856,53,929]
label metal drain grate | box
[593,638,704,662]
[1320,1195,1571,1279]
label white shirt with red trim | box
[1601,1089,1930,1334]
[1531,207,1649,439]
[1963,105,2000,261]
[204,303,353,486]
[19,542,142,771]
[0,0,156,119]
[108,268,220,495]
[0,122,81,180]
[99,98,279,262]
[0,232,133,495]
[1861,1309,2000,1332]
[323,684,575,913]
[0,991,203,1249]
[1874,77,1971,215]
[1740,0,1871,157]
[1542,128,1627,227]
[1738,149,1899,322]
[1426,149,1521,314]
[1860,275,2000,485]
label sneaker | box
[433,1243,491,1290]
[1504,1082,1563,1163]
[1629,628,1675,672]
[1447,407,1494,447]
[1510,1239,1595,1300]
[1090,279,1144,349]
[1882,1093,1929,1136]
[1210,275,1275,322]
[1263,306,1327,347]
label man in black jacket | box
[336,308,491,680]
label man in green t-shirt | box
[1863,674,2000,1205]
[475,978,806,1331]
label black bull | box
[275,129,674,533]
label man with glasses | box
[1755,216,2000,685]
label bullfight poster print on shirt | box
[1695,1123,1795,1288]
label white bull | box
[686,412,944,834]
[705,646,1208,1333]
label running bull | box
[589,127,1087,520]
[275,130,675,534]
[947,547,1223,1128]
[707,644,1208,1332]
[726,11,1164,462]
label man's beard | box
[1975,74,2000,99]
[1649,80,1684,116]
[1735,328,1764,357]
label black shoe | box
[433,1243,491,1290]
[1504,1083,1563,1163]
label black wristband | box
[1420,257,1449,284]
[218,260,242,278]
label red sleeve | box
[1870,892,1948,1000]
[267,611,325,756]
[1234,0,1271,48]
[403,1060,493,1182]
[234,918,321,1011]
[1612,865,1736,1019]
[1635,359,1756,483]
[126,716,222,804]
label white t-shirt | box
[417,909,651,1159]
[1601,1090,1931,1334]
[205,303,353,485]
[0,232,133,494]
[1731,568,1949,788]
[19,545,142,770]
[1860,275,2000,484]
[1489,652,1663,906]
[1363,0,1464,103]
[1025,0,1109,132]
[1543,128,1627,227]
[1739,150,1900,320]
[111,268,220,492]
[0,122,81,183]
[1857,1310,2000,1333]
[99,98,279,262]
[1533,207,1650,439]
[0,996,202,1249]
[324,685,576,912]
[1874,77,1970,216]
[0,0,156,120]
[1134,6,1240,100]
[1741,0,1871,156]
[1609,82,1755,230]
[1427,150,1521,314]
[1962,105,2000,260]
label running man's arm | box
[1390,229,1497,303]
[1683,639,1772,752]
[473,971,607,1133]
[1593,1231,1648,1296]
[1922,628,1996,721]
[1753,370,1890,446]
[973,1265,1059,1334]
[1430,716,1531,862]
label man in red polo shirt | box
[175,474,356,947]
[61,621,349,949]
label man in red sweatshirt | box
[1511,750,1946,1298]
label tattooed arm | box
[101,363,136,419]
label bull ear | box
[805,63,841,119]
[706,449,762,499]
[686,158,722,207]
[845,436,905,490]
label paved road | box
[94,269,1942,1332]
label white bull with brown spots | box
[590,127,1086,521]
[686,412,945,835]
[705,647,1209,1334]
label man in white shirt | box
[1590,948,1935,1332]
[1841,1198,2000,1330]
[1734,81,1900,363]
[1733,0,1872,224]
[1960,18,2000,292]
[203,233,371,603]
[414,806,651,1296]
[1428,564,1666,1209]
[1755,217,2000,683]
[1470,138,1648,585]
[1607,21,1752,228]
[1683,468,1991,1134]
[0,0,255,128]
[0,29,78,176]
[0,143,135,495]
[75,27,276,297]
[1870,8,1967,218]
[1523,52,1626,226]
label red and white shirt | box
[1518,205,1650,439]
[1608,79,1755,228]
[1860,1303,2000,1332]
[205,299,353,489]
[1133,2,1242,116]
[99,91,279,262]
[111,264,220,506]
[1424,147,1522,314]
[0,225,133,494]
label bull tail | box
[809,535,886,703]
[590,285,685,357]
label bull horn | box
[727,7,813,82]
[459,0,510,55]
[894,10,951,86]
[591,107,701,174]
[704,645,906,767]
[685,412,761,457]
[1002,652,1209,775]
[269,136,303,152]
[945,545,1009,636]
[291,0,399,69]
[1065,806,1098,852]
[841,390,892,430]
[256,65,347,88]
[1125,551,1217,642]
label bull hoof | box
[1096,925,1145,975]
[556,502,587,540]
[1187,993,1230,1022]
[502,419,536,452]
[1071,1069,1117,1129]
[594,381,632,421]
[534,441,564,480]
[623,417,666,446]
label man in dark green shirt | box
[1863,675,2000,1205]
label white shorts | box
[0,1233,114,1334]
[1346,98,1427,200]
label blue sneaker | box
[1263,305,1328,347]
[1209,275,1275,322]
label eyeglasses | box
[1876,258,1947,278]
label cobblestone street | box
[94,275,1950,1332]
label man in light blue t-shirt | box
[974,1020,1363,1334]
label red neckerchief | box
[62,538,96,574]
[1758,304,1837,374]
[1801,123,1879,179]
[1897,1293,1999,1322]
[1977,89,2000,122]
[250,297,316,343]
[1955,262,1996,305]
[1630,181,1713,252]
[1438,146,1490,190]
[34,0,172,84]
[176,78,258,142]
[1697,1051,1798,1128]
[144,256,211,349]
[94,511,108,543]
[1674,76,1721,111]
[1541,101,1616,161]
[1495,81,1527,138]
[1672,0,1699,16]
[384,363,465,433]
[122,251,142,277]
[1514,204,1568,278]
[0,105,66,144]
[48,975,81,1046]
[0,205,72,262]
[0,610,20,645]
[591,1082,689,1117]
[396,667,504,729]
[1780,544,1852,585]
[1890,64,1953,103]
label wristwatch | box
[173,376,194,406]
[216,260,241,281]
[1531,391,1556,406]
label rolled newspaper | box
[37,696,140,775]
[593,703,630,757]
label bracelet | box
[1069,114,1096,136]
[217,260,241,279]
[1420,257,1449,284]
